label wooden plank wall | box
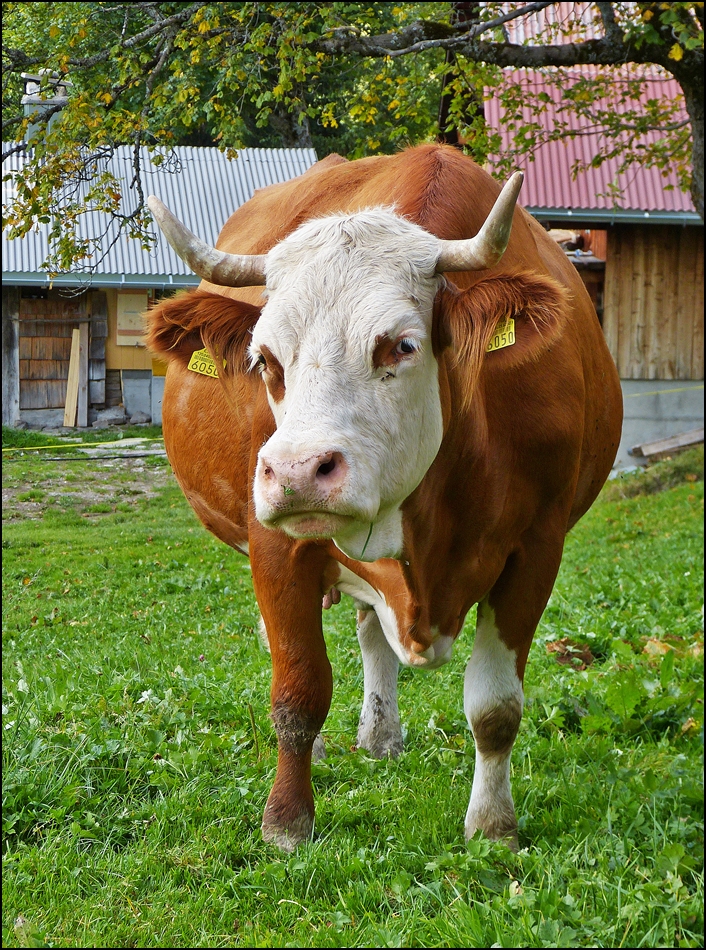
[603,225,704,379]
[89,292,108,407]
[18,290,109,412]
[18,296,84,409]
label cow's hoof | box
[261,810,313,852]
[465,807,518,852]
[357,725,403,759]
[357,692,403,758]
[312,734,326,761]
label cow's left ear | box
[434,271,570,370]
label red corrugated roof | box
[484,66,694,215]
[503,1,604,44]
[478,1,695,217]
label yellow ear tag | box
[486,316,516,352]
[188,348,226,378]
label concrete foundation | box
[615,380,704,469]
[120,370,152,420]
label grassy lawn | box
[2,434,703,948]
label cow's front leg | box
[356,608,403,758]
[465,529,565,850]
[464,599,524,848]
[250,533,333,852]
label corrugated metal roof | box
[2,145,318,285]
[503,0,604,44]
[484,67,697,220]
[479,4,698,220]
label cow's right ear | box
[145,290,261,376]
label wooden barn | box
[602,225,703,382]
[2,145,318,428]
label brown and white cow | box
[146,144,622,852]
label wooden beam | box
[63,328,81,427]
[2,286,21,426]
[77,321,89,427]
[630,427,704,459]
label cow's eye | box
[256,353,267,370]
[394,338,417,357]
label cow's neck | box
[332,505,404,562]
[398,375,495,637]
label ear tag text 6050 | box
[486,316,516,352]
[188,348,226,378]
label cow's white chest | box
[335,563,453,669]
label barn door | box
[18,292,88,413]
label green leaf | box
[605,671,645,719]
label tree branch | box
[1,141,27,163]
[315,2,555,58]
[595,1,625,49]
[1,114,25,134]
[309,1,692,75]
[56,1,208,71]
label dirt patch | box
[2,454,174,521]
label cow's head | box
[148,174,566,561]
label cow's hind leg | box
[465,528,565,849]
[356,608,403,758]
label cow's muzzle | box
[254,448,360,537]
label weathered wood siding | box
[603,225,704,380]
[18,291,108,411]
[2,286,21,425]
[19,296,85,409]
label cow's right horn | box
[148,196,267,287]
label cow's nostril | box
[317,458,336,477]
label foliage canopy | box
[2,2,703,274]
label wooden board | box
[19,320,75,338]
[116,291,149,345]
[19,380,69,410]
[19,298,87,318]
[89,380,106,405]
[690,228,704,380]
[20,359,69,380]
[63,329,81,427]
[631,427,704,459]
[28,337,74,361]
[77,322,89,427]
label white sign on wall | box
[116,292,149,346]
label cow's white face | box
[250,209,444,561]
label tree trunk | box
[682,80,704,220]
[437,2,483,147]
[269,97,314,149]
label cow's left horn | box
[148,196,267,286]
[436,171,524,272]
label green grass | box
[602,445,703,501]
[2,449,703,948]
[2,424,165,450]
[2,428,71,449]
